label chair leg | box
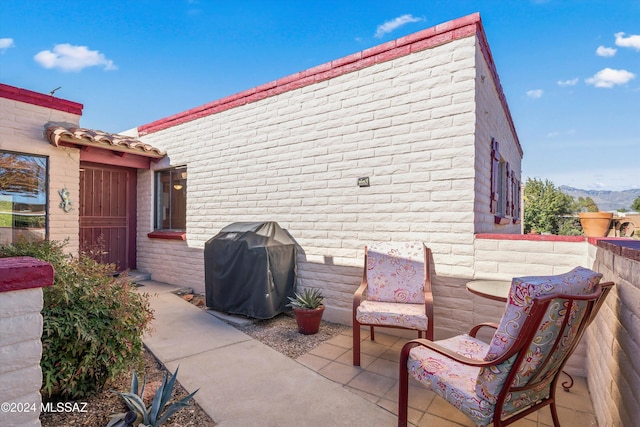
[398,343,411,427]
[353,320,361,366]
[370,325,375,341]
[550,401,561,427]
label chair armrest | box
[468,322,499,338]
[354,249,369,311]
[400,338,495,368]
[353,280,367,310]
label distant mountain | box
[559,186,640,212]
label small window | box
[0,151,48,245]
[154,166,187,231]
[490,139,520,224]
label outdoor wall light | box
[173,184,183,190]
[357,177,370,187]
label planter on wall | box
[579,212,613,237]
[292,306,325,335]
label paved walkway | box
[137,280,598,427]
[138,280,396,427]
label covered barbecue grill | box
[204,222,297,319]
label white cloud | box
[585,68,636,88]
[596,45,617,57]
[546,129,576,138]
[557,78,579,87]
[615,32,640,51]
[526,89,543,99]
[0,38,15,53]
[34,43,117,72]
[374,14,423,38]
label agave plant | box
[107,366,198,427]
[287,287,324,310]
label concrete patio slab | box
[143,289,396,426]
[143,292,252,363]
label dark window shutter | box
[490,139,499,213]
[505,162,511,217]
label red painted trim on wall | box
[79,147,152,169]
[477,234,639,262]
[476,233,586,242]
[0,257,54,293]
[138,12,519,151]
[147,231,186,240]
[0,83,83,115]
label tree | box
[577,196,599,212]
[632,196,640,213]
[523,178,580,235]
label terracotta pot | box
[579,212,613,237]
[292,306,325,335]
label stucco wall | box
[0,96,81,252]
[135,34,506,323]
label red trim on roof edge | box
[138,11,519,151]
[0,83,83,115]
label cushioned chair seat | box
[356,300,428,330]
[408,335,494,426]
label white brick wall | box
[137,35,516,324]
[0,97,81,253]
[474,39,522,235]
[0,287,44,427]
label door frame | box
[79,161,137,271]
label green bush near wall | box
[0,239,154,399]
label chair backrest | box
[475,266,605,404]
[365,241,426,304]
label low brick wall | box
[0,257,54,427]
[589,239,640,427]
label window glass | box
[154,166,187,231]
[0,151,48,244]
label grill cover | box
[204,222,297,319]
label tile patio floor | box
[296,327,599,427]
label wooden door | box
[79,163,136,271]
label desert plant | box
[0,239,154,399]
[287,287,324,310]
[107,367,198,427]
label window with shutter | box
[489,139,520,225]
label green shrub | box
[0,239,154,399]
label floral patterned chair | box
[352,241,433,366]
[398,266,614,427]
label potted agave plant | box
[287,287,325,335]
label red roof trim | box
[138,12,517,142]
[0,83,83,115]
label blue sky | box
[1,0,638,191]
